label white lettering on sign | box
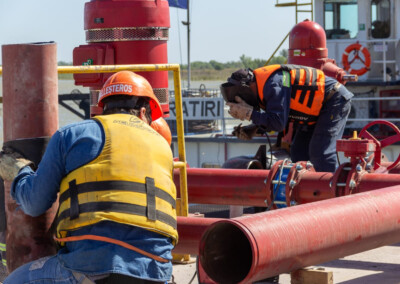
[99,84,133,100]
[167,98,224,120]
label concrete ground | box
[171,243,400,284]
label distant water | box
[0,79,223,144]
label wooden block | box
[291,268,333,284]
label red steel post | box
[199,185,400,283]
[173,216,221,255]
[2,42,59,271]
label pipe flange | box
[285,161,315,207]
[266,160,293,209]
[331,162,352,197]
[345,162,368,195]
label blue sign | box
[168,0,188,9]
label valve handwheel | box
[359,120,400,171]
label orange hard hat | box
[151,117,172,145]
[98,71,163,121]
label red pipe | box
[2,42,59,272]
[174,168,400,207]
[291,171,334,204]
[199,185,400,283]
[173,216,221,255]
[174,168,270,207]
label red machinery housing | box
[73,0,170,116]
[288,19,352,84]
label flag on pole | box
[168,0,188,9]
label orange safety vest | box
[254,64,326,125]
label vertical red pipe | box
[2,42,59,271]
[199,185,400,283]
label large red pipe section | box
[199,185,400,283]
[174,168,400,207]
[2,42,59,272]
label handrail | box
[0,64,189,218]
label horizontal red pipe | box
[292,171,335,204]
[175,168,400,207]
[356,174,400,193]
[173,216,221,255]
[174,168,270,207]
[199,185,400,283]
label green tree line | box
[181,49,287,71]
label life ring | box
[342,43,371,76]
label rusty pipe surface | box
[173,216,222,255]
[174,168,270,207]
[199,185,400,283]
[2,42,59,272]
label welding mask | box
[220,68,258,107]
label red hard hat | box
[98,71,163,121]
[151,117,172,145]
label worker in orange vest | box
[222,64,353,172]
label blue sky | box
[0,1,305,65]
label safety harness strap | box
[146,177,157,221]
[54,235,169,263]
[59,179,176,208]
[57,202,177,229]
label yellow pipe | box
[56,64,180,74]
[1,64,180,75]
[172,68,188,217]
[173,161,186,169]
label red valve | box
[359,120,400,171]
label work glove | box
[232,123,258,141]
[0,148,33,181]
[227,96,253,121]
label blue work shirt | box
[11,118,173,281]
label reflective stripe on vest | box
[56,114,178,244]
[254,64,325,125]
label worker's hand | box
[0,148,33,181]
[227,96,253,121]
[232,124,258,141]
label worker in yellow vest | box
[0,71,177,283]
[222,65,353,172]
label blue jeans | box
[4,255,81,284]
[290,94,352,172]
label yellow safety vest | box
[56,114,178,244]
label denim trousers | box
[290,94,352,172]
[4,256,82,284]
[4,255,168,284]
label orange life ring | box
[342,43,371,76]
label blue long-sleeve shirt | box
[11,118,173,281]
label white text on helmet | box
[100,84,133,99]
